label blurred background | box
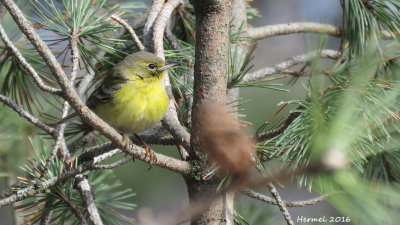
[0,0,346,224]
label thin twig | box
[39,198,57,225]
[165,20,182,51]
[43,31,81,175]
[0,23,61,94]
[1,0,191,175]
[44,102,71,176]
[242,188,328,207]
[92,156,132,170]
[256,110,301,142]
[247,22,341,40]
[153,0,183,59]
[267,183,295,225]
[56,190,87,225]
[0,94,56,135]
[0,49,8,64]
[110,15,144,51]
[152,0,191,151]
[77,133,176,162]
[242,49,340,83]
[76,175,103,225]
[0,147,131,208]
[248,22,396,41]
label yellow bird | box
[70,51,179,163]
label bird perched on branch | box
[60,51,179,164]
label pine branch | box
[149,163,323,225]
[267,183,295,225]
[75,175,103,225]
[59,193,88,225]
[44,31,81,176]
[0,24,61,94]
[92,156,133,170]
[39,198,57,225]
[44,102,71,176]
[242,188,328,207]
[153,0,183,59]
[0,0,191,175]
[256,110,301,142]
[0,94,56,135]
[165,20,182,51]
[242,49,340,82]
[110,15,144,51]
[143,0,166,50]
[0,147,132,208]
[247,22,396,41]
[78,142,190,174]
[151,0,191,152]
[248,22,341,40]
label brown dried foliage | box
[199,101,256,175]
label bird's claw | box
[122,135,135,163]
[122,135,134,150]
[142,145,157,169]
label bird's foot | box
[143,145,157,169]
[134,134,157,168]
[121,135,135,163]
[122,134,134,150]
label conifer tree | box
[1,0,400,224]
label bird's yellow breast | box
[93,78,169,134]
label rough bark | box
[190,0,231,158]
[187,0,233,224]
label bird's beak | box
[157,62,181,72]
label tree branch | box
[58,192,87,225]
[165,20,182,51]
[247,22,341,40]
[39,198,57,225]
[80,142,190,174]
[190,0,232,157]
[0,0,191,175]
[110,15,144,51]
[0,147,131,208]
[247,22,396,41]
[0,23,61,94]
[152,0,191,152]
[242,49,340,82]
[242,188,329,207]
[143,0,165,50]
[0,94,56,135]
[153,0,183,58]
[187,1,233,224]
[75,175,103,225]
[44,31,81,175]
[267,183,295,225]
[92,156,132,170]
[256,110,301,142]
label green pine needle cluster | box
[17,137,135,225]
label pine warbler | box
[67,51,179,163]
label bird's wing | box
[86,75,127,109]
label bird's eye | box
[148,64,156,70]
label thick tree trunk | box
[186,181,234,225]
[187,0,234,224]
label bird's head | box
[114,51,180,81]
